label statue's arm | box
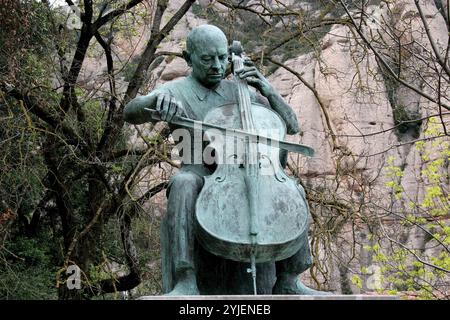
[238,62,300,135]
[123,92,159,125]
[265,92,300,135]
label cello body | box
[195,100,309,263]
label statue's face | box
[189,37,228,89]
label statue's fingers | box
[239,69,259,79]
[164,95,175,121]
[236,66,254,76]
[243,58,254,66]
[173,99,182,114]
[157,94,169,121]
[245,77,263,88]
[156,94,169,121]
[156,94,165,112]
[167,98,178,122]
[173,99,186,117]
[242,66,257,73]
[160,110,168,122]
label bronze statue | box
[124,24,329,296]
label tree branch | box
[124,0,196,104]
[83,0,93,25]
[94,0,145,30]
[102,148,148,161]
[137,181,168,205]
[266,57,338,149]
[414,0,450,77]
[217,0,299,17]
[65,0,84,22]
[94,31,118,152]
[339,0,450,111]
[251,19,350,62]
[88,208,141,295]
[0,83,89,153]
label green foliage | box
[89,208,164,299]
[366,118,450,299]
[78,90,107,144]
[351,274,363,289]
[0,264,57,300]
[385,156,404,200]
[0,0,54,84]
[0,234,60,299]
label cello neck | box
[232,49,255,134]
[231,41,259,175]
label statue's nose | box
[211,56,221,71]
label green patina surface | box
[124,25,330,296]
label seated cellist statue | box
[123,24,330,296]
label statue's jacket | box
[153,74,269,177]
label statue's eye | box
[201,56,212,62]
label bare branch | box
[0,83,89,151]
[266,57,338,149]
[124,0,196,104]
[88,209,141,295]
[94,0,145,29]
[137,181,168,205]
[94,31,118,152]
[339,0,450,111]
[414,0,450,77]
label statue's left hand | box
[237,59,274,98]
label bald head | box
[183,25,229,89]
[186,25,228,55]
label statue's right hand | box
[155,93,185,123]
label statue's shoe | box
[272,273,332,295]
[164,279,200,296]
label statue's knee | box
[170,172,204,193]
[165,172,204,226]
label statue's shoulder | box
[217,78,239,95]
[220,78,236,88]
[156,77,189,92]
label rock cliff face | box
[105,0,448,294]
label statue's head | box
[183,25,228,89]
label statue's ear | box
[183,50,191,66]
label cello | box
[193,41,312,293]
